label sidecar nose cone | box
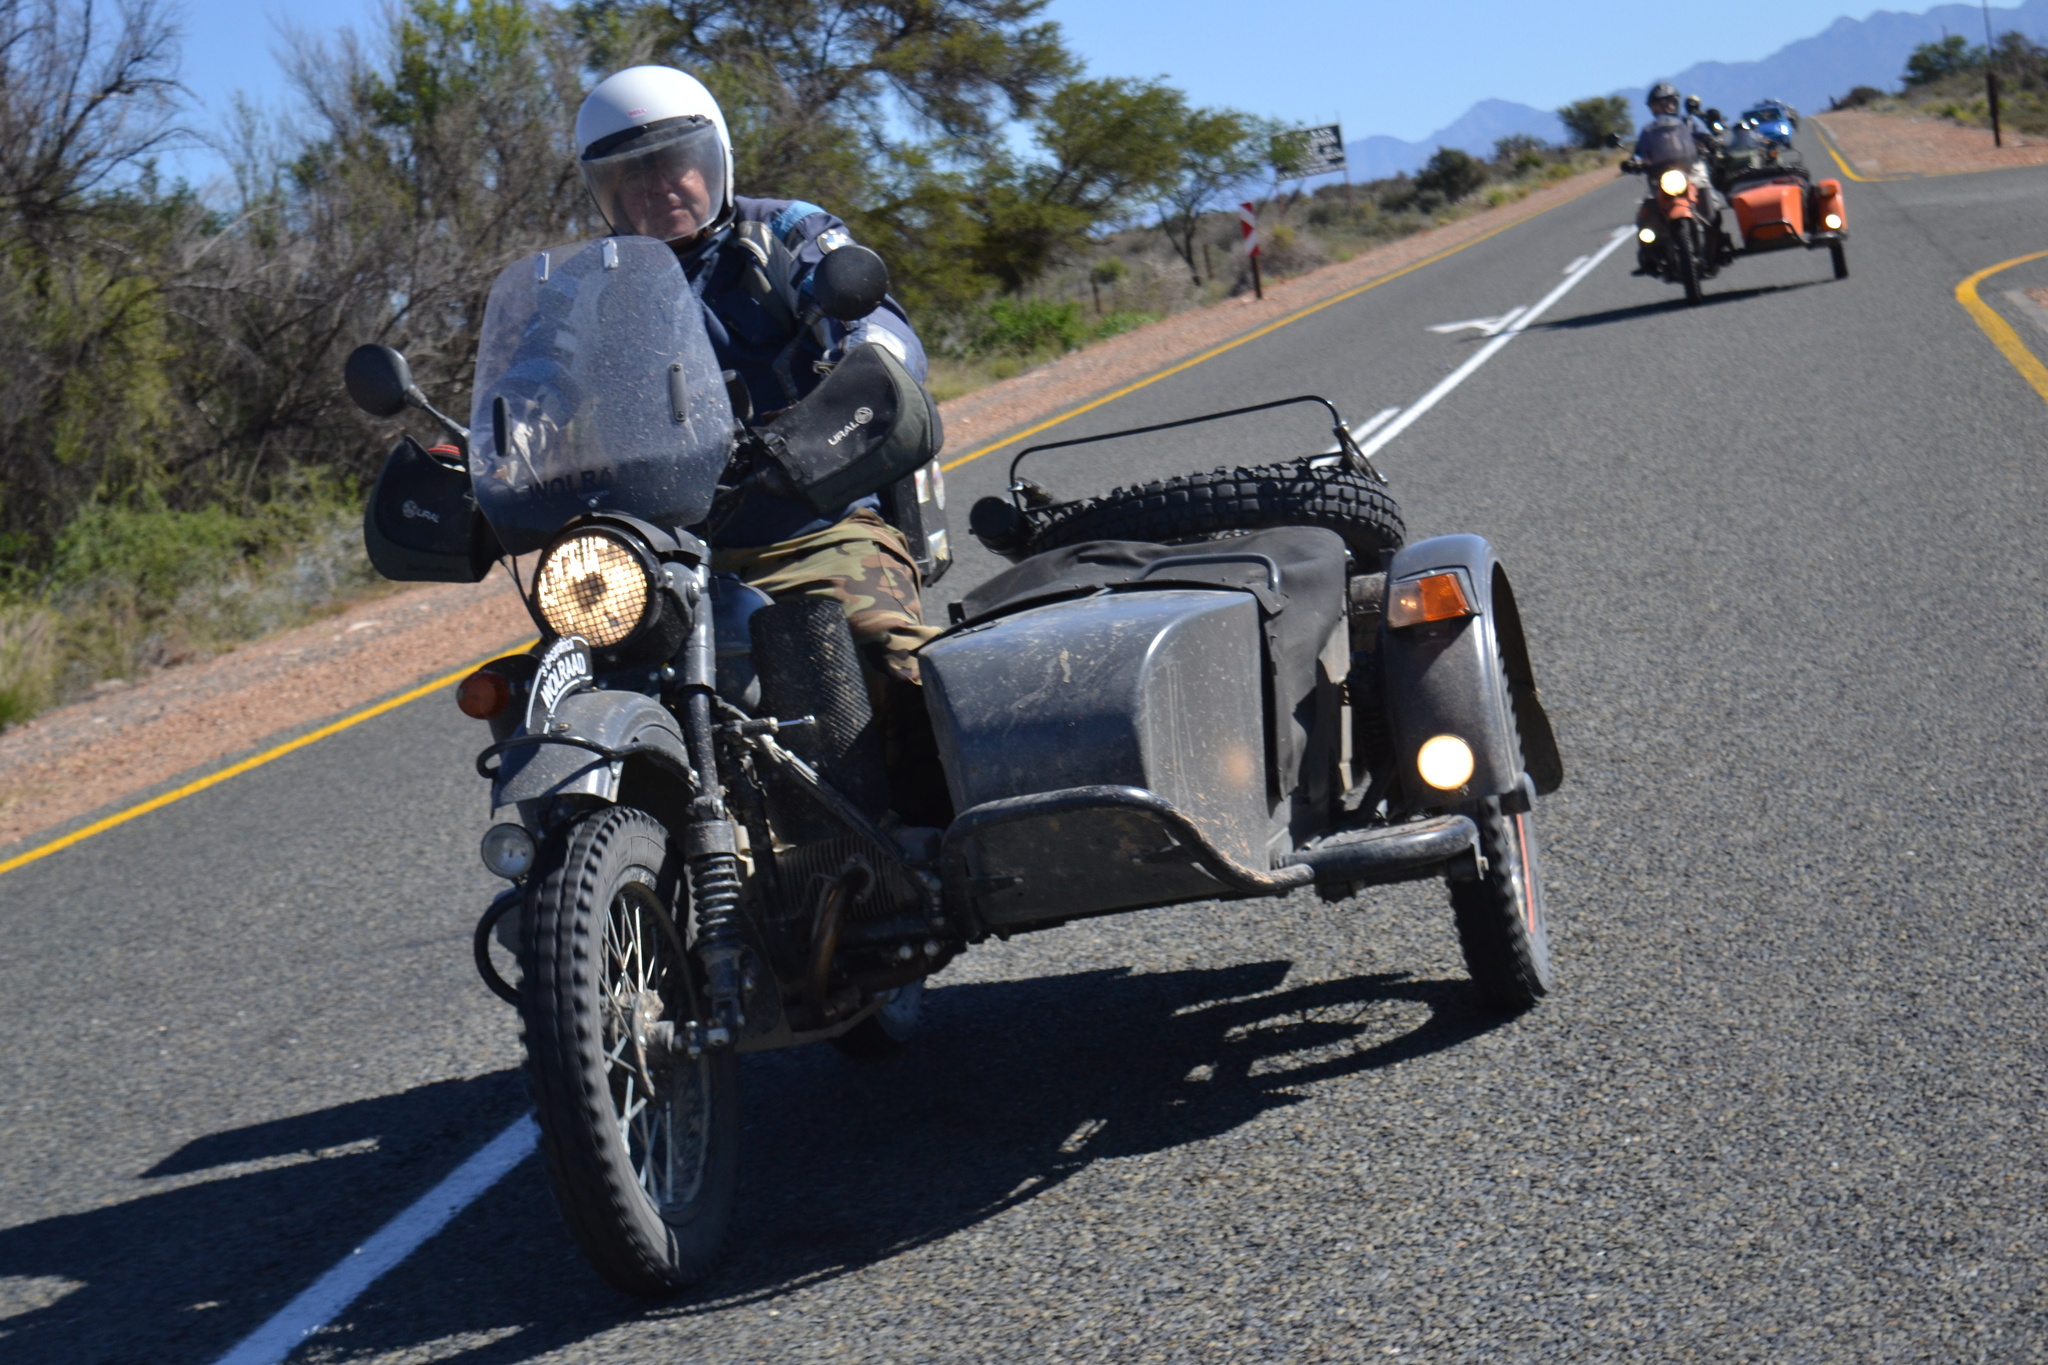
[481,823,536,880]
[1417,734,1475,791]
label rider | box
[574,65,947,822]
[1630,81,1729,219]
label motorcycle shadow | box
[0,963,1508,1363]
[1542,277,1832,331]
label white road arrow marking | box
[1359,225,1632,461]
[1426,305,1525,337]
[1563,255,1590,274]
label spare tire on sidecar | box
[949,395,1562,1011]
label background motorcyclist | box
[575,65,947,822]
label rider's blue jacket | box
[680,196,928,547]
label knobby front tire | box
[522,807,741,1296]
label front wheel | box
[1674,220,1704,306]
[1830,241,1849,279]
[523,807,740,1296]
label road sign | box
[1239,202,1260,256]
[1297,123,1347,176]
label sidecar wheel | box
[831,979,925,1057]
[523,807,740,1296]
[1450,777,1553,1012]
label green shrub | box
[0,605,60,728]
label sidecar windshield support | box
[1006,393,1382,505]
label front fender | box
[490,688,689,808]
[1380,534,1562,803]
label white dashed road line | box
[1358,225,1633,461]
[210,1115,538,1365]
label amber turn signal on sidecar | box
[1388,572,1475,628]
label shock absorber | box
[675,557,749,1045]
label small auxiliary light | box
[1417,735,1476,791]
[481,823,536,880]
[1638,227,1657,243]
[1387,572,1475,628]
[457,668,512,720]
[1823,213,1843,230]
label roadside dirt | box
[1815,109,2048,176]
[0,161,1619,854]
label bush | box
[1831,85,1885,110]
[1558,95,1632,149]
[0,606,59,728]
[966,296,1089,356]
[1905,35,1976,87]
[1414,147,1487,203]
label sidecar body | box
[920,526,1551,936]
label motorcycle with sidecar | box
[1621,120,1737,305]
[343,233,1565,1296]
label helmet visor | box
[581,118,727,243]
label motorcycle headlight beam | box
[1658,168,1689,197]
[1638,227,1657,244]
[532,529,653,649]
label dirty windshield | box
[468,235,735,554]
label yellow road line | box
[1813,122,1888,183]
[940,180,1612,475]
[0,641,538,880]
[1955,251,2048,406]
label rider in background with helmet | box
[575,65,946,822]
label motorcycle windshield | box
[468,236,735,554]
[1636,121,1695,167]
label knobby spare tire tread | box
[1022,461,1405,565]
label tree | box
[1153,106,1262,285]
[1492,133,1548,170]
[1557,95,1631,149]
[1414,147,1485,203]
[1904,34,1975,86]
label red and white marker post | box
[1239,202,1263,300]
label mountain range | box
[1325,0,2048,183]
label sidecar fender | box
[1381,535,1562,803]
[490,689,691,811]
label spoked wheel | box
[524,807,740,1296]
[831,979,925,1058]
[1830,241,1849,279]
[1451,774,1553,1012]
[1674,220,1704,306]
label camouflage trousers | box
[711,507,942,691]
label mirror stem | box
[771,306,824,407]
[406,385,470,455]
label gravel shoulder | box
[1816,108,2048,175]
[0,162,1617,858]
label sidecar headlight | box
[1823,212,1843,230]
[533,530,651,648]
[1659,168,1689,196]
[1417,735,1475,791]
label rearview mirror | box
[345,344,416,419]
[811,245,889,322]
[1604,132,1625,149]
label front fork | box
[673,561,750,1046]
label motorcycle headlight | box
[1658,168,1689,197]
[533,529,652,648]
[1638,227,1657,244]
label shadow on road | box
[0,961,1506,1364]
[1545,276,1834,330]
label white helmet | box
[576,66,734,245]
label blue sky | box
[166,0,1920,186]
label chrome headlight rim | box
[530,523,659,651]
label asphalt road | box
[5,138,2047,1363]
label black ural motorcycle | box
[344,233,1565,1296]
